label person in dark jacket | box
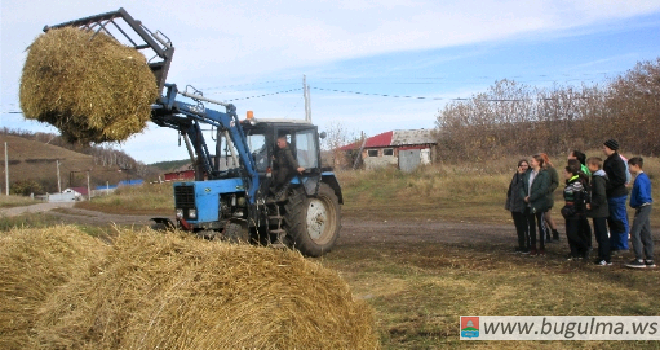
[506,159,530,253]
[568,150,591,176]
[541,153,560,242]
[602,139,629,252]
[272,136,305,198]
[563,159,590,260]
[521,154,551,255]
[568,149,593,250]
[586,157,611,265]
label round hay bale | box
[0,226,108,350]
[19,27,158,143]
[34,229,379,350]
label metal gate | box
[398,149,421,172]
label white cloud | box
[5,0,659,86]
[2,0,659,162]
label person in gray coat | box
[586,157,610,265]
[506,159,530,253]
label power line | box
[222,88,303,102]
[311,86,658,102]
[283,96,305,119]
[1,88,305,114]
[204,83,301,94]
[190,78,299,91]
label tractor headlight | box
[189,209,197,219]
[176,209,183,218]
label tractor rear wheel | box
[285,183,340,257]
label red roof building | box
[163,170,195,181]
[335,129,437,171]
[339,131,394,150]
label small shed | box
[48,188,82,202]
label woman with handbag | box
[562,159,590,260]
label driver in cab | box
[272,135,305,199]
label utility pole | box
[86,170,91,201]
[306,84,312,122]
[4,142,8,196]
[353,132,367,170]
[303,75,311,122]
[56,160,62,192]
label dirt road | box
[0,202,76,217]
[36,206,517,245]
[15,205,656,249]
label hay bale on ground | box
[20,27,158,143]
[0,226,108,350]
[34,229,379,350]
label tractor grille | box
[175,185,195,208]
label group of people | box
[506,139,654,268]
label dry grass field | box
[339,153,660,224]
[0,135,144,192]
[0,195,36,208]
[2,154,659,349]
[77,181,174,214]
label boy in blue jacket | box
[625,158,654,268]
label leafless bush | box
[436,58,660,160]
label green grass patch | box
[77,183,174,214]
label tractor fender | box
[321,174,343,204]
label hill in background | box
[149,159,192,172]
[0,134,161,194]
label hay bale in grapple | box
[19,27,158,143]
[0,226,108,350]
[34,229,379,350]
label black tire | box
[284,183,341,257]
[151,222,168,231]
[223,221,250,243]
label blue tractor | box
[46,8,343,256]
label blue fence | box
[96,185,118,190]
[118,179,143,186]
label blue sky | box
[1,0,659,163]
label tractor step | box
[268,216,284,220]
[269,229,285,234]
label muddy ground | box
[21,206,516,245]
[5,204,657,256]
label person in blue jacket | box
[625,157,654,268]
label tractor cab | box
[241,117,325,199]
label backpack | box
[620,154,631,185]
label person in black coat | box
[272,136,305,199]
[586,157,611,265]
[506,159,530,253]
[602,139,629,252]
[563,159,590,260]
